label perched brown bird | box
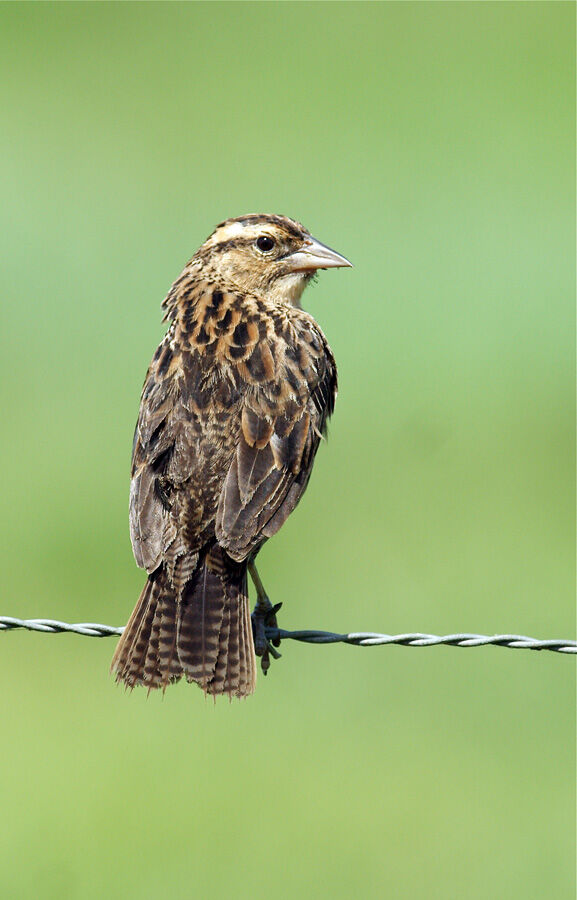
[111,214,351,698]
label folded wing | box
[216,338,336,561]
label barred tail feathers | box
[111,552,256,698]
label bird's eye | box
[256,235,275,253]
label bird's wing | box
[129,336,204,581]
[129,353,178,574]
[216,327,337,562]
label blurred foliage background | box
[0,3,574,899]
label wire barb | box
[1,617,575,654]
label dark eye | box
[256,235,275,253]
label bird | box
[111,214,352,698]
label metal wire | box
[1,616,575,654]
[0,617,124,637]
[270,629,577,654]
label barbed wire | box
[1,616,575,654]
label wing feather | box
[216,333,336,562]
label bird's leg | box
[248,560,282,675]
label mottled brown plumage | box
[111,214,351,698]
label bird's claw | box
[251,599,282,676]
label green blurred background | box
[0,3,574,898]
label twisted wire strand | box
[1,617,575,654]
[0,617,124,637]
[270,629,577,654]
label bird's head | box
[195,214,352,307]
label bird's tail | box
[111,549,257,698]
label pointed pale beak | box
[285,236,353,273]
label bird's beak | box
[285,236,353,273]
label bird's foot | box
[251,597,282,676]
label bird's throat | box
[272,271,312,308]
